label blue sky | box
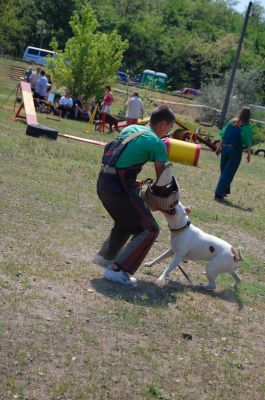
[234,0,265,13]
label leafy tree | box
[37,0,81,49]
[200,68,263,124]
[36,20,48,48]
[0,0,39,56]
[1,0,265,96]
[47,5,128,100]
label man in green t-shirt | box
[93,106,176,286]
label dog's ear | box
[185,206,192,215]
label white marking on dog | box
[144,202,242,290]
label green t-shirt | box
[115,125,168,168]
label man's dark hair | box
[150,105,175,125]
[40,70,45,76]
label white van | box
[23,46,56,65]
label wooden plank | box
[59,133,106,147]
[20,82,38,125]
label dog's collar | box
[169,220,191,233]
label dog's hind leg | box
[231,271,241,289]
[201,257,241,291]
[197,260,219,290]
[144,249,173,268]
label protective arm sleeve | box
[154,161,166,180]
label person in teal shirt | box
[214,107,253,201]
[93,106,176,286]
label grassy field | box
[0,57,265,400]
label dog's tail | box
[231,246,243,262]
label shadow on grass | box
[218,199,253,212]
[90,277,243,309]
[192,286,244,311]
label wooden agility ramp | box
[13,81,58,140]
[13,81,38,125]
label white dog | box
[144,202,242,290]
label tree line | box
[1,0,264,102]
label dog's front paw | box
[157,274,168,283]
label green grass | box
[1,56,265,400]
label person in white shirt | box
[33,70,51,112]
[126,92,144,125]
[34,70,49,100]
[29,66,41,92]
[58,91,73,118]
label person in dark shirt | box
[24,65,33,83]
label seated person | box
[57,91,73,118]
[83,106,91,122]
[73,95,85,120]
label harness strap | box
[121,128,149,145]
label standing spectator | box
[214,107,253,202]
[101,86,114,115]
[45,74,52,100]
[57,91,73,118]
[126,92,144,125]
[29,66,41,92]
[34,70,50,112]
[93,105,176,286]
[24,65,33,83]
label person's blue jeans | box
[215,147,242,198]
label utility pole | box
[219,1,252,129]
